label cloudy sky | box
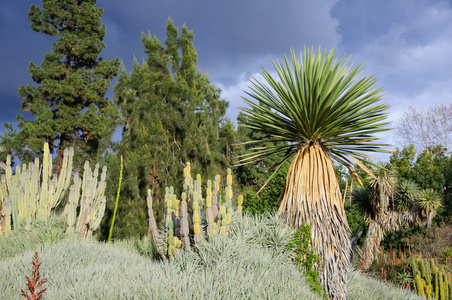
[1,0,452,161]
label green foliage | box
[102,18,234,240]
[241,162,288,215]
[382,226,427,250]
[235,110,288,188]
[1,0,120,169]
[344,201,367,244]
[412,149,446,193]
[395,179,420,211]
[390,145,416,180]
[391,145,450,195]
[387,145,451,245]
[289,223,324,298]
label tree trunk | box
[361,221,385,269]
[278,145,350,300]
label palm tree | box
[238,47,390,299]
[417,189,442,230]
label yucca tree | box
[417,189,442,230]
[238,47,390,299]
[357,163,398,269]
[353,165,434,269]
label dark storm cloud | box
[0,1,55,127]
[3,0,452,153]
[1,0,341,131]
[100,0,341,86]
[332,0,452,96]
[332,0,452,155]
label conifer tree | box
[1,0,119,170]
[102,18,234,239]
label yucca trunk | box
[278,145,350,300]
[427,210,436,230]
[361,221,385,269]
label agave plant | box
[417,189,442,230]
[238,47,390,299]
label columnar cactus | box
[411,255,452,299]
[75,162,107,240]
[146,190,166,260]
[0,142,108,240]
[0,142,72,231]
[66,173,81,233]
[180,193,190,249]
[237,195,243,216]
[147,162,243,260]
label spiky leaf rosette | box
[417,189,442,229]
[367,162,397,216]
[395,179,420,211]
[238,47,390,300]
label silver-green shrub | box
[347,268,423,300]
[0,214,422,299]
[0,216,68,260]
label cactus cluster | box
[65,161,107,240]
[0,143,107,240]
[147,162,243,259]
[411,255,452,299]
[0,143,72,232]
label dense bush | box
[242,163,288,215]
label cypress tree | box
[1,0,119,170]
[102,18,235,239]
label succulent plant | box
[147,162,243,259]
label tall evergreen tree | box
[102,18,234,239]
[1,0,119,169]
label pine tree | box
[102,18,234,239]
[1,0,119,170]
